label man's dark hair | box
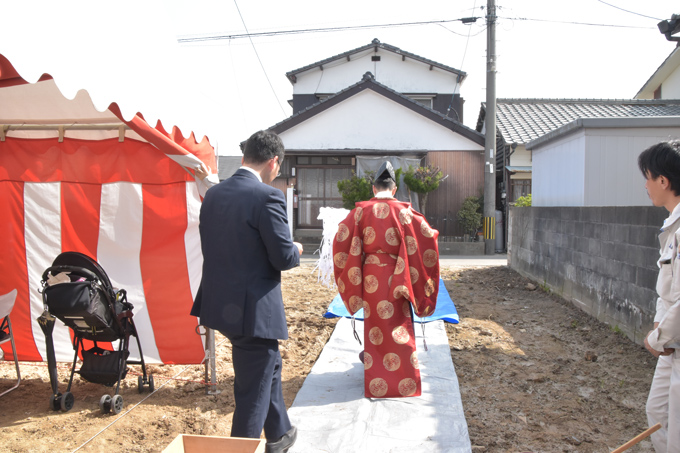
[243,130,285,165]
[638,139,680,195]
[373,178,396,191]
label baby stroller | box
[38,252,153,414]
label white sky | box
[2,1,679,157]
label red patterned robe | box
[332,196,439,398]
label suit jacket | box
[191,169,299,340]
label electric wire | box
[595,0,663,21]
[233,0,287,115]
[177,14,657,44]
[446,2,480,120]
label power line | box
[500,16,655,29]
[233,0,287,116]
[595,0,663,21]
[177,14,656,44]
[177,17,482,43]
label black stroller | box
[38,252,153,414]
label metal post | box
[204,327,220,395]
[484,0,497,255]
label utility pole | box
[483,0,497,255]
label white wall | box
[510,145,532,167]
[584,128,680,206]
[532,131,586,207]
[532,125,680,207]
[293,49,461,96]
[279,90,482,151]
[662,65,680,99]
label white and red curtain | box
[0,55,217,365]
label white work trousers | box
[647,353,680,452]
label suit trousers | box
[647,352,680,453]
[225,333,291,441]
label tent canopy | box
[0,53,215,365]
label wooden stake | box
[611,423,661,453]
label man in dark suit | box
[191,130,302,453]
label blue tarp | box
[324,278,458,324]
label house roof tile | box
[286,38,466,84]
[477,98,680,145]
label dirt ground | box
[0,263,657,452]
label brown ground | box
[0,264,657,452]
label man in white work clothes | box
[639,140,680,453]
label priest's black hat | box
[375,161,396,184]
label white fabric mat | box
[289,317,471,452]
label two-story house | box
[252,39,485,243]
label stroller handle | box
[42,265,99,284]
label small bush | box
[514,194,532,207]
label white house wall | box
[662,66,680,99]
[584,128,680,206]
[293,50,460,96]
[532,131,586,207]
[279,90,482,151]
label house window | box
[510,179,531,202]
[407,96,434,109]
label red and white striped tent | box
[0,53,216,365]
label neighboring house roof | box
[636,47,680,99]
[477,98,680,145]
[285,38,466,84]
[268,72,484,146]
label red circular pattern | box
[420,222,434,238]
[349,295,363,313]
[369,327,384,345]
[384,227,400,246]
[399,208,413,225]
[363,226,376,244]
[423,249,438,268]
[333,252,348,269]
[348,267,362,285]
[365,255,380,265]
[406,236,417,255]
[364,275,379,294]
[350,237,362,256]
[394,257,405,275]
[363,301,371,318]
[398,378,417,396]
[337,278,345,294]
[376,300,395,319]
[369,378,388,397]
[373,202,390,219]
[393,285,409,300]
[336,223,350,242]
[383,353,401,371]
[424,278,435,297]
[364,352,373,370]
[392,326,410,345]
[354,207,363,224]
[409,266,419,284]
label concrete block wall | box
[508,206,667,345]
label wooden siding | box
[424,151,485,237]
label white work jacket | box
[648,203,680,352]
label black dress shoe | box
[266,425,297,453]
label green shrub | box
[402,165,444,215]
[514,194,532,207]
[457,196,482,236]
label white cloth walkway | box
[289,317,471,452]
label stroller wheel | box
[99,394,112,414]
[138,376,144,393]
[148,375,155,392]
[50,393,62,411]
[60,392,74,412]
[111,395,124,414]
